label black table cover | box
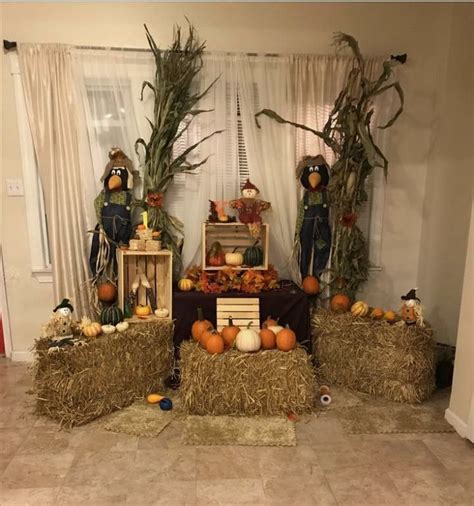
[172,280,311,353]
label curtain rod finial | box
[3,40,17,51]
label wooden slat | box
[217,298,259,304]
[217,311,260,318]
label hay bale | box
[34,320,174,427]
[180,341,316,416]
[312,310,435,403]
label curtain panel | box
[18,44,92,316]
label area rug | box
[335,389,454,434]
[102,402,174,437]
[182,415,296,446]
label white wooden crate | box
[202,222,269,271]
[117,249,172,321]
[216,297,260,332]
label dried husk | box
[179,341,316,415]
[312,310,435,403]
[33,320,174,427]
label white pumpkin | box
[267,325,284,336]
[236,322,261,352]
[116,321,130,332]
[154,307,169,318]
[101,324,116,334]
[225,251,243,267]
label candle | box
[141,211,148,229]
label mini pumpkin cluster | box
[191,308,297,355]
[350,300,397,323]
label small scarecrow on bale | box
[294,155,331,280]
[89,148,140,280]
[41,299,85,353]
[230,179,271,237]
[399,288,425,327]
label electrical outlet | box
[6,179,24,196]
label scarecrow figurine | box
[89,148,140,278]
[400,288,425,326]
[230,179,271,237]
[41,299,84,353]
[294,155,331,280]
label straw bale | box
[180,341,316,416]
[33,320,174,427]
[312,310,435,403]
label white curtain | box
[18,44,92,317]
[236,55,298,278]
[38,47,395,292]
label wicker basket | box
[146,240,161,252]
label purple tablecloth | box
[172,280,311,353]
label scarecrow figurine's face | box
[242,188,258,199]
[300,162,330,191]
[105,166,128,192]
[56,307,71,317]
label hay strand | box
[179,342,316,416]
[312,310,435,403]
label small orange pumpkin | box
[191,307,213,342]
[384,310,397,323]
[302,275,320,295]
[200,327,216,349]
[260,328,276,350]
[371,307,384,319]
[206,333,225,355]
[262,316,279,329]
[330,294,351,313]
[135,304,152,317]
[221,317,240,348]
[276,325,296,352]
[97,282,117,302]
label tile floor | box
[0,358,473,505]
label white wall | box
[1,2,472,355]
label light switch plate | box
[6,179,24,196]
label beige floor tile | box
[2,451,75,489]
[0,427,31,456]
[388,465,472,505]
[56,484,128,505]
[126,479,197,505]
[0,454,14,474]
[196,478,265,504]
[17,427,76,454]
[0,486,59,505]
[137,420,185,450]
[309,441,369,472]
[323,464,403,505]
[0,403,38,429]
[349,438,445,471]
[263,473,337,505]
[134,448,197,481]
[196,447,263,480]
[258,446,320,479]
[422,433,474,468]
[296,413,347,446]
[71,428,139,453]
[65,450,137,487]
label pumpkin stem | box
[197,307,204,321]
[252,240,260,247]
[232,247,239,253]
[228,316,234,326]
[246,321,253,329]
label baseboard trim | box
[11,350,34,362]
[445,408,468,438]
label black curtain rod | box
[3,39,407,64]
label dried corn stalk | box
[256,33,404,297]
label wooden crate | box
[202,222,269,271]
[216,297,260,331]
[117,250,172,321]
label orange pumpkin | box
[262,316,279,329]
[191,307,212,342]
[97,282,117,302]
[371,307,384,319]
[260,328,276,350]
[200,327,216,349]
[135,304,151,317]
[276,325,296,352]
[206,333,225,354]
[221,317,240,348]
[330,294,351,313]
[384,310,397,323]
[302,276,320,295]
